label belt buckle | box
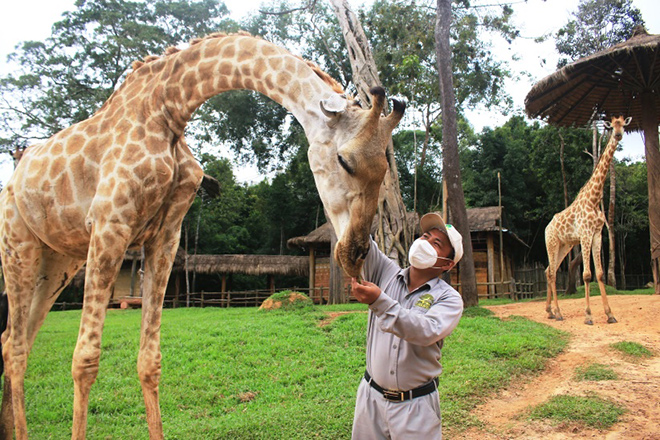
[382,389,404,402]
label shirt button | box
[393,344,398,349]
[390,370,395,375]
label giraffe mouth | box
[334,239,366,278]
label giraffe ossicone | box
[545,115,631,325]
[0,32,404,439]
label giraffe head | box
[604,115,632,141]
[309,87,405,277]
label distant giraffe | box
[0,33,404,439]
[545,115,631,325]
[10,146,26,168]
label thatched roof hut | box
[182,254,308,277]
[287,212,421,250]
[467,206,527,247]
[525,26,660,131]
[287,207,527,249]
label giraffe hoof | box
[584,319,593,325]
[607,317,618,324]
[555,316,564,322]
[547,314,555,320]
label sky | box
[1,0,659,184]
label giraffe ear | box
[320,95,347,120]
[624,116,632,126]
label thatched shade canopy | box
[183,254,309,277]
[288,207,528,250]
[525,25,660,292]
[525,26,660,130]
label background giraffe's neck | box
[122,34,339,139]
[576,132,620,207]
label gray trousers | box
[351,378,442,439]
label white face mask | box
[408,238,451,270]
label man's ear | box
[438,259,454,271]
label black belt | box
[364,371,438,402]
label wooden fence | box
[51,266,652,310]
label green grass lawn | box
[19,303,568,439]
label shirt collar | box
[397,268,442,296]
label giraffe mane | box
[94,31,348,116]
[304,60,345,95]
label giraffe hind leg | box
[0,245,83,440]
[591,232,617,324]
[546,241,572,321]
[0,214,44,440]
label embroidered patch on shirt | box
[414,293,434,310]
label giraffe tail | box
[0,292,7,377]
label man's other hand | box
[351,278,381,305]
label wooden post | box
[487,234,495,297]
[641,91,660,294]
[309,248,316,302]
[173,272,180,308]
[221,274,226,293]
[498,172,505,291]
[268,275,275,293]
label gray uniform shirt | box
[362,238,464,391]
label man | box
[351,212,464,439]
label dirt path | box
[458,295,660,440]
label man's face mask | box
[408,238,453,270]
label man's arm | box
[360,237,400,286]
[367,289,463,346]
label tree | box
[555,0,644,68]
[615,160,650,287]
[435,0,478,306]
[0,0,233,152]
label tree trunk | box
[607,161,616,287]
[435,0,478,306]
[641,91,660,295]
[328,0,413,269]
[559,130,569,208]
[329,228,343,304]
[566,253,582,295]
[560,130,581,289]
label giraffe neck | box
[112,34,338,140]
[577,131,620,207]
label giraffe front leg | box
[592,233,617,324]
[137,156,202,440]
[581,238,594,325]
[544,267,557,319]
[71,225,130,440]
[138,235,189,439]
[137,239,172,440]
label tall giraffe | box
[0,33,404,439]
[545,115,631,325]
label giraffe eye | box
[338,154,354,175]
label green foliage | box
[0,0,234,152]
[610,341,654,359]
[555,0,644,68]
[460,116,649,267]
[528,394,626,429]
[23,304,567,437]
[574,363,618,381]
